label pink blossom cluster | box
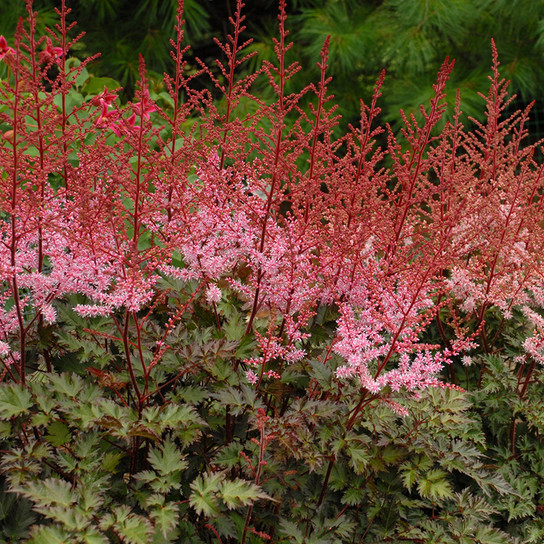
[1,3,544,398]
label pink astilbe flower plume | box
[1,0,544,416]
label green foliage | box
[0,384,32,418]
[4,280,544,542]
[4,0,544,129]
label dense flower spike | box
[1,2,544,409]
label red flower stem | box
[9,34,26,385]
[241,412,267,544]
[166,2,186,222]
[218,0,244,172]
[131,311,149,397]
[246,2,288,334]
[122,310,143,416]
[58,0,70,190]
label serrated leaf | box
[16,478,76,508]
[27,524,70,544]
[0,384,32,419]
[474,525,516,543]
[48,373,86,399]
[430,387,471,413]
[31,412,51,427]
[189,473,223,517]
[380,445,405,465]
[79,479,107,513]
[223,312,245,341]
[0,420,12,438]
[506,498,534,522]
[208,513,239,539]
[213,442,244,468]
[279,518,305,542]
[341,486,365,506]
[453,489,497,519]
[101,506,154,544]
[45,421,71,447]
[417,469,453,500]
[148,437,188,475]
[219,479,270,510]
[81,528,109,544]
[32,505,88,531]
[481,471,517,497]
[174,386,208,404]
[128,422,161,441]
[156,403,206,432]
[400,465,418,491]
[212,385,264,416]
[325,515,358,538]
[149,499,179,538]
[310,359,333,387]
[118,516,154,544]
[101,451,124,473]
[347,446,369,474]
[235,334,257,359]
[0,481,35,540]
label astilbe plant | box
[1,0,544,542]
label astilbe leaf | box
[147,438,187,475]
[219,478,271,509]
[26,525,73,544]
[0,383,32,418]
[13,477,76,508]
[146,496,179,539]
[416,468,453,501]
[189,472,223,518]
[100,505,154,544]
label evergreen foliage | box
[3,0,544,126]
